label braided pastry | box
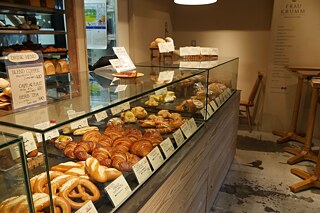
[59,177,100,209]
[82,130,101,143]
[92,147,112,167]
[51,161,83,173]
[107,117,124,127]
[85,157,122,182]
[130,139,153,157]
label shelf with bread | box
[0,57,238,212]
[0,2,65,15]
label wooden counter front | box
[118,91,240,213]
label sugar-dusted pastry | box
[131,106,147,119]
[107,117,124,127]
[120,110,137,123]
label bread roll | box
[0,78,9,88]
[55,59,69,73]
[155,38,166,44]
[165,37,174,42]
[3,87,11,97]
[44,60,55,75]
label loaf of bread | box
[44,60,55,75]
[55,59,69,73]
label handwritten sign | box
[160,138,175,159]
[180,46,201,56]
[132,157,153,184]
[105,175,132,207]
[200,47,219,56]
[8,64,47,110]
[147,147,164,171]
[9,144,20,160]
[20,132,37,155]
[180,118,197,138]
[158,42,174,53]
[158,71,175,83]
[75,200,98,213]
[112,47,136,72]
[68,110,89,130]
[111,102,130,115]
[34,121,60,141]
[210,100,218,111]
[173,128,185,147]
[94,110,108,122]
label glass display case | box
[0,56,238,211]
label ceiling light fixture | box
[174,0,217,5]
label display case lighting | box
[174,0,217,5]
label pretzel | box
[46,174,73,195]
[51,161,83,173]
[1,195,26,213]
[0,196,19,213]
[33,171,64,193]
[59,177,100,209]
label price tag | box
[158,42,174,53]
[160,138,175,159]
[207,104,214,116]
[34,121,60,141]
[94,110,108,122]
[111,102,130,115]
[173,128,185,147]
[154,86,168,96]
[147,147,165,171]
[200,47,219,56]
[226,88,232,96]
[210,100,218,111]
[75,200,98,213]
[10,145,20,160]
[113,47,136,72]
[180,120,192,138]
[215,97,222,106]
[158,71,175,83]
[20,132,37,155]
[115,85,127,93]
[189,118,198,133]
[132,157,153,184]
[105,175,132,207]
[200,108,207,119]
[219,94,225,103]
[179,46,201,56]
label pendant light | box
[174,0,217,5]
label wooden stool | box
[283,77,320,164]
[290,78,320,192]
[273,67,320,144]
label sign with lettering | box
[111,102,130,115]
[6,51,46,110]
[158,42,175,53]
[105,175,132,207]
[68,110,89,130]
[75,200,98,213]
[210,100,219,111]
[112,47,136,72]
[158,71,175,83]
[160,137,175,159]
[147,146,164,171]
[20,132,37,155]
[173,128,185,147]
[132,157,153,184]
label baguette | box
[73,126,99,135]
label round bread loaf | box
[155,38,166,44]
[165,37,174,42]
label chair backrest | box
[248,73,263,105]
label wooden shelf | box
[0,29,66,35]
[0,2,65,15]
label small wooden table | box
[289,78,320,192]
[273,66,320,144]
[283,77,320,164]
[150,47,174,62]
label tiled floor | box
[210,129,320,213]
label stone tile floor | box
[210,130,320,213]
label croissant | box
[97,134,113,147]
[143,130,163,146]
[85,157,122,182]
[74,141,97,161]
[111,149,133,172]
[125,127,143,142]
[92,147,112,167]
[82,130,101,143]
[130,139,153,157]
[112,137,132,152]
[104,126,125,140]
[64,141,78,159]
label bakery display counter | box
[0,59,238,212]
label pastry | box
[104,126,125,140]
[130,139,153,157]
[111,149,139,172]
[143,130,163,146]
[163,91,176,103]
[85,157,121,182]
[73,126,99,135]
[55,59,69,73]
[82,130,101,143]
[0,78,9,88]
[131,106,147,119]
[51,161,83,173]
[63,141,77,159]
[59,177,100,209]
[120,110,137,123]
[112,137,132,152]
[157,110,170,118]
[54,135,73,150]
[92,147,112,167]
[97,134,113,147]
[74,141,97,161]
[125,127,143,142]
[107,117,124,127]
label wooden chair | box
[239,72,264,132]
